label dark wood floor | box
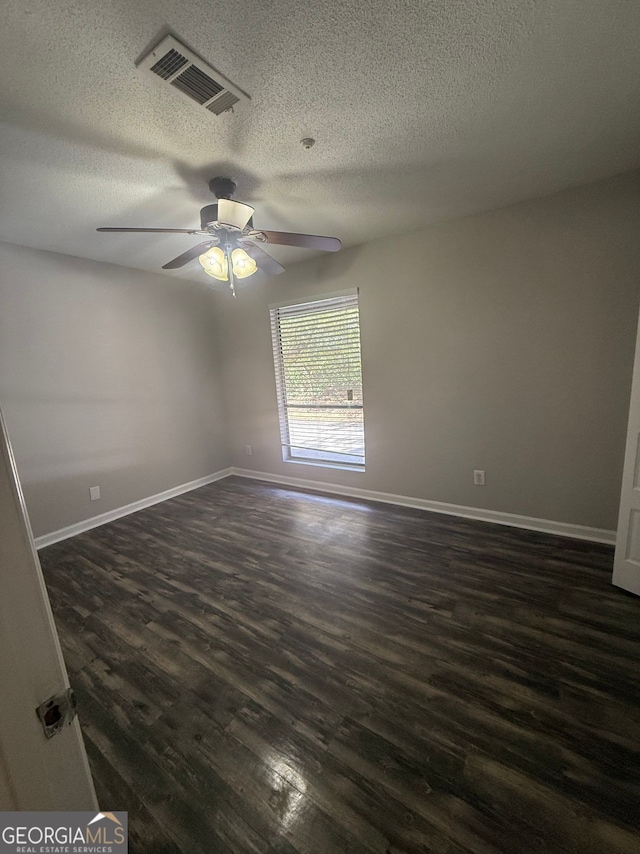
[39,476,640,854]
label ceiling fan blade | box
[97,227,201,234]
[162,241,216,270]
[217,199,255,229]
[241,241,285,276]
[250,230,342,252]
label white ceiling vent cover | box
[137,35,249,115]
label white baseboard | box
[34,464,616,549]
[231,467,616,545]
[34,468,234,549]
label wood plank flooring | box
[39,476,640,854]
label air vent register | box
[138,35,249,116]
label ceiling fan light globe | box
[231,248,258,279]
[198,246,228,280]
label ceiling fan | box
[97,177,342,297]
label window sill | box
[283,458,366,474]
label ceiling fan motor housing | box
[200,204,220,229]
[199,204,253,230]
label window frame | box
[269,289,366,472]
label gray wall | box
[214,172,640,530]
[1,172,638,538]
[0,243,228,537]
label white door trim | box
[0,405,97,810]
[613,307,640,595]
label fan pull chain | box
[225,244,237,298]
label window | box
[270,291,365,470]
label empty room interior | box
[1,1,640,852]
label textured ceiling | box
[1,0,639,284]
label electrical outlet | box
[473,470,485,486]
[245,444,252,456]
[89,486,101,501]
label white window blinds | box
[270,292,365,469]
